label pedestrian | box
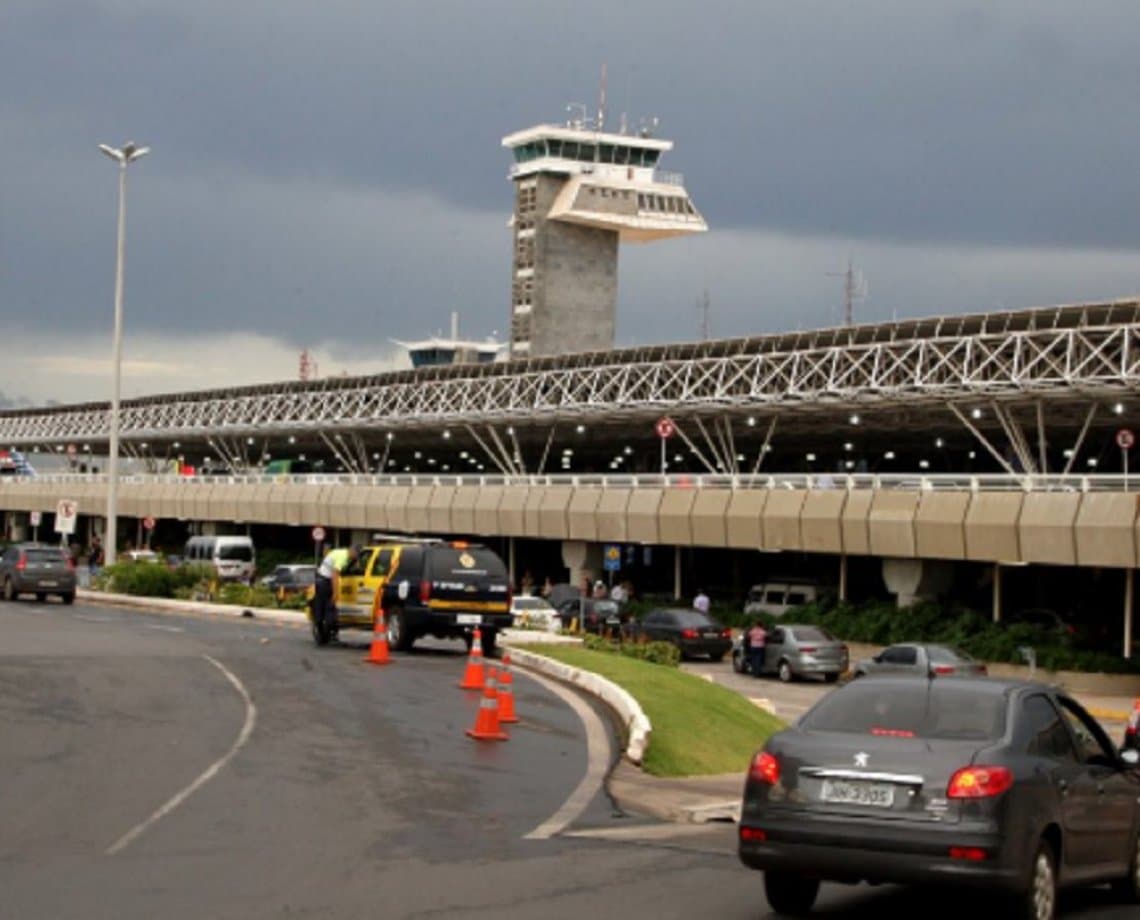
[540,576,554,599]
[313,543,360,642]
[610,580,627,605]
[693,588,710,614]
[747,619,768,677]
[592,579,608,600]
[520,570,535,596]
[88,536,104,573]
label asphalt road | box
[0,599,1133,919]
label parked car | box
[375,541,512,656]
[732,624,848,683]
[261,564,316,602]
[739,675,1140,918]
[853,643,988,679]
[743,579,822,618]
[122,549,161,564]
[0,543,77,604]
[511,595,560,632]
[554,597,625,634]
[632,608,732,661]
[1005,607,1079,642]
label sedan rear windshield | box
[927,645,975,664]
[427,549,507,581]
[790,626,833,642]
[24,548,67,564]
[801,681,1007,742]
[217,545,253,561]
[663,611,716,627]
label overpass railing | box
[2,472,1134,493]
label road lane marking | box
[143,624,185,633]
[106,655,257,856]
[522,670,612,840]
[75,615,112,623]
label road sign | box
[603,543,621,573]
[1118,428,1135,450]
[143,516,156,531]
[55,499,78,536]
[655,416,676,439]
[311,526,326,543]
[29,511,41,527]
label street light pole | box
[98,141,149,565]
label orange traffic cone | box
[459,627,487,689]
[1126,698,1140,745]
[497,653,518,723]
[466,667,508,741]
[363,606,392,665]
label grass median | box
[528,644,784,777]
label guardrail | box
[2,471,1134,493]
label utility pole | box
[698,289,711,340]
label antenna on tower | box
[826,256,868,327]
[598,63,607,133]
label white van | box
[743,579,821,618]
[184,535,256,583]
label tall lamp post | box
[98,141,149,565]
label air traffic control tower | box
[502,113,706,358]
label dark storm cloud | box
[2,0,1139,386]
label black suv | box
[379,542,512,656]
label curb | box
[504,645,653,766]
[76,588,307,628]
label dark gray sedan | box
[853,642,988,679]
[738,676,1140,919]
[634,608,732,661]
[0,543,77,604]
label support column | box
[993,564,1003,624]
[508,537,516,590]
[674,546,682,601]
[1125,568,1134,660]
[839,554,848,603]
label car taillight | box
[681,628,698,639]
[978,664,988,675]
[739,826,767,842]
[721,628,731,638]
[948,846,990,861]
[749,751,780,785]
[15,554,26,571]
[799,646,817,654]
[870,726,915,738]
[66,556,75,571]
[419,580,431,603]
[947,765,1013,799]
[932,665,956,675]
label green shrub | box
[787,597,1140,674]
[581,633,681,667]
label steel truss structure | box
[3,300,1139,447]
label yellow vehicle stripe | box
[427,599,509,613]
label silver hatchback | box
[733,623,848,682]
[0,543,78,604]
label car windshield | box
[790,626,832,642]
[217,545,253,561]
[514,597,548,609]
[800,681,1007,741]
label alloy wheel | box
[1032,849,1055,920]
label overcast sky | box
[3,1,1139,407]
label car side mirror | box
[1122,748,1140,768]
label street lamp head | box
[98,142,150,164]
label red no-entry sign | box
[311,526,326,543]
[655,417,676,439]
[1118,428,1134,451]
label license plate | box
[39,580,58,587]
[820,779,895,808]
[456,613,482,625]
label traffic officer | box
[313,544,361,641]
